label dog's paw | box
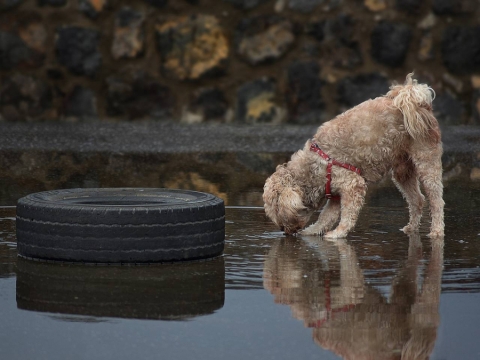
[300,225,324,236]
[324,230,347,239]
[427,229,444,238]
[401,224,418,234]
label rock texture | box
[106,72,174,120]
[371,22,412,67]
[0,0,23,11]
[236,78,281,124]
[236,15,295,65]
[433,0,477,15]
[442,27,480,75]
[0,74,52,121]
[289,0,324,13]
[0,0,480,125]
[79,0,107,19]
[223,0,269,9]
[112,7,145,59]
[286,60,324,124]
[156,15,229,80]
[64,86,97,120]
[56,26,101,76]
[184,87,228,123]
[337,72,389,109]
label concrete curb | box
[0,122,479,155]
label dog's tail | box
[386,73,440,143]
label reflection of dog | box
[263,234,443,360]
[263,74,444,238]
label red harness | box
[307,276,356,328]
[309,141,362,200]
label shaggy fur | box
[263,73,444,238]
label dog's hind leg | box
[392,156,425,234]
[324,176,367,239]
[301,199,340,236]
[411,143,445,238]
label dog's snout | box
[283,226,301,235]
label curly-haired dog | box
[263,73,444,238]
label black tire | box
[16,188,225,263]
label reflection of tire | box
[16,188,225,263]
[16,257,225,320]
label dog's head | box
[263,165,312,235]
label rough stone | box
[329,44,363,69]
[418,13,436,30]
[364,0,386,12]
[0,32,34,69]
[186,87,228,122]
[106,72,174,120]
[305,20,324,42]
[471,76,480,89]
[0,0,23,11]
[470,168,480,181]
[223,0,269,9]
[308,15,362,69]
[236,78,282,124]
[308,14,355,45]
[396,0,422,13]
[442,27,480,75]
[442,162,466,182]
[64,86,97,120]
[142,0,167,8]
[46,68,64,80]
[433,90,465,125]
[371,21,412,67]
[442,73,463,93]
[471,90,480,125]
[286,60,324,124]
[418,31,434,61]
[79,0,107,19]
[112,7,145,59]
[323,0,343,11]
[324,14,356,46]
[289,0,324,12]
[0,74,52,121]
[236,15,295,65]
[301,41,320,57]
[56,26,101,77]
[156,15,229,81]
[38,0,66,6]
[0,31,44,70]
[433,0,476,15]
[17,20,47,55]
[337,72,389,109]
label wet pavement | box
[0,123,480,359]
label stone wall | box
[1,0,480,125]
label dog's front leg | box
[301,199,340,236]
[324,179,366,239]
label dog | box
[263,73,444,239]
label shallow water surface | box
[1,180,480,359]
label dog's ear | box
[277,186,307,222]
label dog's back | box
[312,73,440,182]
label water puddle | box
[1,152,480,359]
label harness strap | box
[309,141,362,200]
[306,274,356,328]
